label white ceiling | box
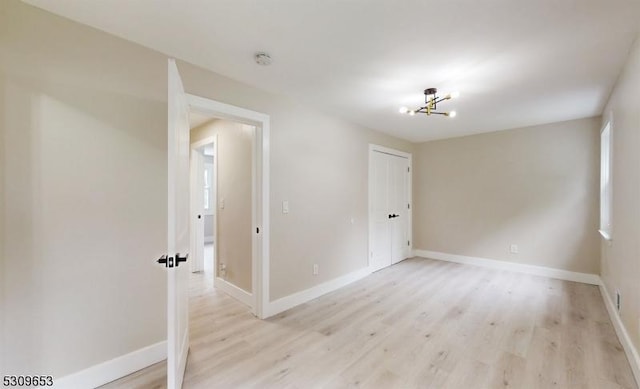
[24,0,640,142]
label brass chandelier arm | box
[432,97,449,104]
[399,87,458,118]
[415,108,448,115]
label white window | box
[599,122,612,240]
[203,162,214,212]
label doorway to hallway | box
[189,114,256,311]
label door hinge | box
[408,203,410,209]
[256,227,260,234]
[407,167,410,173]
[407,240,410,246]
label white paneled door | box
[166,59,190,389]
[369,148,411,272]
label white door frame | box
[368,144,412,271]
[186,94,270,319]
[190,135,217,275]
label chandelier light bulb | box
[408,110,416,116]
[448,111,457,118]
[399,106,409,114]
[450,91,460,99]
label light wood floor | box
[102,257,637,389]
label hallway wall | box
[191,120,253,293]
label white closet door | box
[370,151,392,272]
[390,155,409,264]
[370,150,410,271]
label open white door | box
[167,58,190,389]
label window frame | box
[599,121,613,241]
[203,160,214,215]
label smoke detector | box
[254,52,272,66]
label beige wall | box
[191,120,254,293]
[601,35,640,358]
[177,64,414,301]
[413,117,601,274]
[0,0,412,378]
[0,0,168,377]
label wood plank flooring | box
[101,257,637,388]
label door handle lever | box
[157,253,187,268]
[175,253,188,266]
[157,255,168,266]
[157,255,173,268]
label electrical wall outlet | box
[510,244,519,254]
[219,263,227,278]
[313,264,319,275]
[220,198,225,209]
[282,200,289,214]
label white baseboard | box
[264,266,372,318]
[412,249,601,285]
[215,277,253,308]
[600,282,640,386]
[54,341,166,389]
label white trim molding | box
[413,249,601,285]
[54,341,166,389]
[600,282,640,386]
[598,229,613,242]
[264,267,372,318]
[215,277,254,307]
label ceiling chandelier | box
[399,88,459,118]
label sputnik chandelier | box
[399,88,459,118]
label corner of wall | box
[0,71,6,376]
